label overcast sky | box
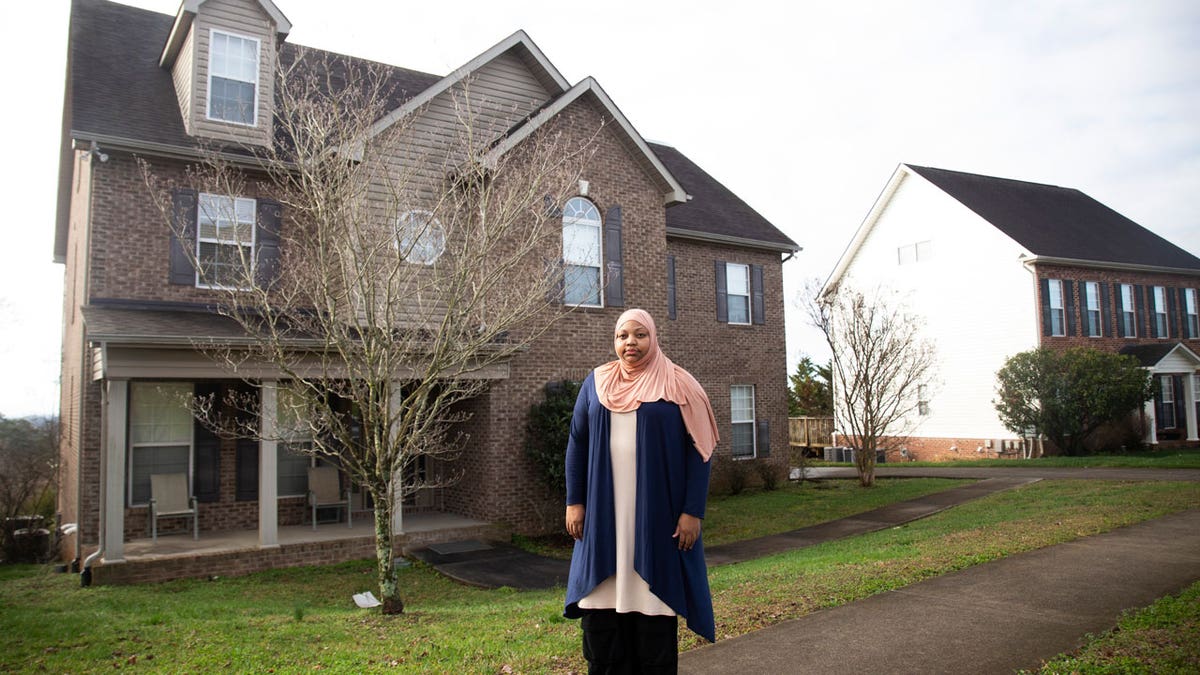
[2,0,1197,418]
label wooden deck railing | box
[789,416,835,448]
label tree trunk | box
[372,498,404,615]
[856,444,876,487]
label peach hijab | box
[594,309,718,461]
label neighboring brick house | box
[55,0,798,580]
[825,163,1200,461]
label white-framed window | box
[207,29,260,126]
[395,209,446,265]
[1153,286,1169,336]
[1084,281,1102,337]
[1047,279,1065,337]
[897,240,932,265]
[562,197,603,307]
[1119,284,1137,337]
[726,262,751,324]
[1160,376,1176,429]
[128,382,192,506]
[917,384,929,416]
[277,386,315,498]
[197,193,256,289]
[730,385,756,459]
[1185,289,1198,339]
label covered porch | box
[89,511,497,585]
[1121,342,1200,446]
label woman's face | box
[614,320,651,366]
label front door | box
[1154,374,1186,440]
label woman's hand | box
[673,513,701,551]
[565,504,585,540]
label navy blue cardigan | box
[563,372,715,642]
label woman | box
[564,308,718,673]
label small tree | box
[994,347,1152,456]
[143,51,598,613]
[787,354,832,417]
[808,282,936,487]
[0,415,59,523]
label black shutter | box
[756,419,770,458]
[235,439,259,501]
[751,264,765,326]
[715,261,728,323]
[544,195,563,219]
[666,255,677,320]
[169,188,198,285]
[603,205,623,308]
[1099,282,1111,337]
[1114,284,1125,337]
[193,382,221,503]
[255,198,283,289]
[1137,283,1147,336]
[1039,278,1052,337]
[1167,288,1178,338]
[1063,280,1076,336]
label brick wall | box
[1033,263,1200,353]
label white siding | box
[839,171,1039,439]
[170,28,196,136]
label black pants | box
[581,609,678,674]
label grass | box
[1,479,1197,673]
[811,447,1200,469]
[1027,580,1200,674]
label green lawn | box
[1,479,1196,673]
[812,447,1200,469]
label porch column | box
[1185,373,1198,441]
[1143,397,1158,445]
[258,380,279,548]
[102,379,128,563]
[390,381,404,536]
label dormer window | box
[208,30,260,126]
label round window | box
[396,210,446,265]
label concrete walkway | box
[680,508,1200,674]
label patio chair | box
[149,472,198,542]
[307,465,352,530]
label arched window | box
[396,210,446,265]
[562,197,602,306]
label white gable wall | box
[838,170,1039,440]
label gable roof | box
[481,77,687,206]
[161,0,292,67]
[651,143,799,253]
[56,0,795,261]
[1119,342,1200,368]
[906,165,1200,272]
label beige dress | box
[578,410,676,616]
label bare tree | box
[143,50,599,613]
[807,282,937,486]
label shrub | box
[756,461,786,491]
[524,380,581,497]
[711,457,751,496]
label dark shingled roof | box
[651,143,798,252]
[1118,343,1188,367]
[907,165,1200,271]
[66,0,441,151]
[60,0,796,256]
[82,305,255,343]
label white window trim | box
[1185,288,1198,339]
[917,384,930,416]
[395,209,446,265]
[1160,376,1177,429]
[1120,284,1137,337]
[127,382,194,507]
[897,240,932,265]
[1084,281,1102,337]
[1153,286,1169,336]
[195,192,257,291]
[562,197,604,308]
[1047,279,1065,337]
[206,28,261,127]
[730,384,756,460]
[726,262,752,325]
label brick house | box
[825,163,1200,461]
[55,0,798,582]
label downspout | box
[81,344,107,586]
